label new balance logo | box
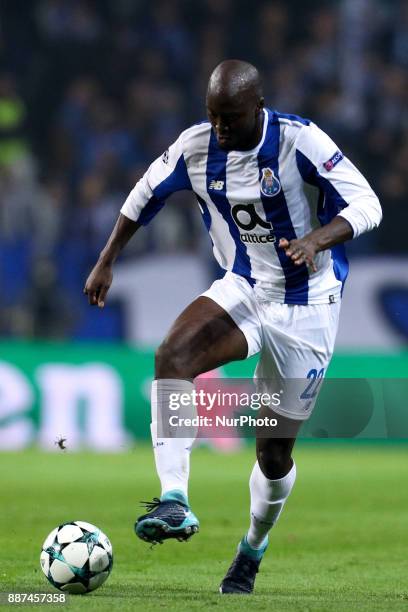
[209,180,224,190]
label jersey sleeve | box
[120,134,192,225]
[295,122,382,238]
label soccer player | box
[84,60,382,594]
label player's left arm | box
[279,216,353,273]
[280,122,382,272]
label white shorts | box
[201,272,341,420]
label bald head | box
[208,60,263,102]
[206,60,265,151]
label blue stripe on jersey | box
[274,111,310,125]
[258,110,309,304]
[196,193,212,231]
[138,154,192,225]
[296,150,349,289]
[206,130,254,285]
[137,196,164,225]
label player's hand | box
[279,237,318,273]
[83,261,113,308]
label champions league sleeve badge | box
[323,150,343,171]
[260,167,281,197]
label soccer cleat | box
[135,489,199,545]
[219,536,268,594]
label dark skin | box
[84,60,353,479]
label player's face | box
[206,93,263,151]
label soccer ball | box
[40,521,113,594]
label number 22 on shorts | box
[301,368,325,400]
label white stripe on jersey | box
[121,108,382,305]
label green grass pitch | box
[1,443,407,611]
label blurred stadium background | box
[0,0,407,450]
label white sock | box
[246,460,296,549]
[151,379,197,499]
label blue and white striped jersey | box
[121,108,382,305]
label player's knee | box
[257,445,292,480]
[155,340,194,378]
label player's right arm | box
[84,213,140,307]
[84,133,191,307]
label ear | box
[259,97,265,109]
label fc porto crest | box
[260,167,281,197]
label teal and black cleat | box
[135,490,199,545]
[219,536,268,594]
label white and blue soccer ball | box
[40,521,113,594]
